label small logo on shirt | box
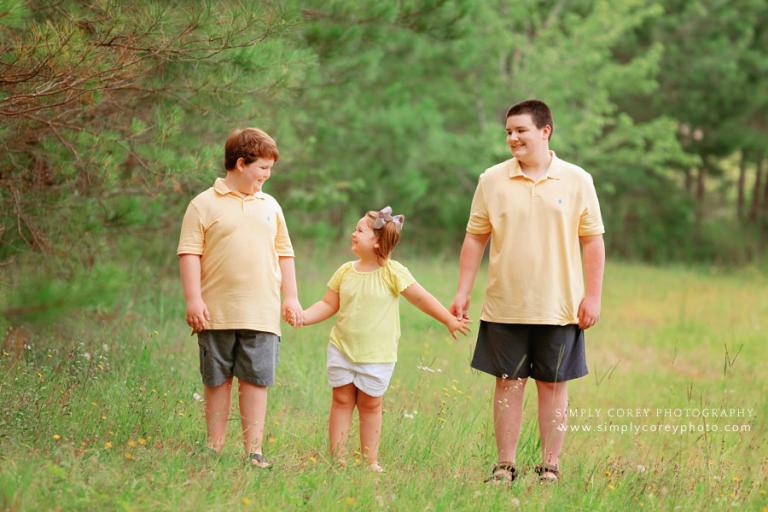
[557,198,564,206]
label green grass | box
[1,257,767,511]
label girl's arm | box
[401,283,470,339]
[301,289,340,326]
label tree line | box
[1,0,767,323]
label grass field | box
[1,255,767,511]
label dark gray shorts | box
[471,321,588,382]
[197,330,280,387]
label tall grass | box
[1,257,766,510]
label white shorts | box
[326,343,396,397]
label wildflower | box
[123,452,133,461]
[138,438,147,446]
[193,392,202,402]
[52,434,61,441]
[127,439,137,448]
[510,497,520,508]
[104,441,112,449]
[242,498,252,506]
[345,497,356,506]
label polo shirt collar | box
[213,177,266,199]
[508,151,563,180]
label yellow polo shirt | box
[327,260,416,363]
[177,178,294,335]
[467,152,604,325]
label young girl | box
[293,206,470,472]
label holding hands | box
[446,315,471,339]
[282,298,304,328]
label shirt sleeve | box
[578,175,605,237]
[327,263,352,292]
[274,205,295,257]
[466,175,491,235]
[388,260,417,294]
[177,202,205,255]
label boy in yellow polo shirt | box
[451,100,605,484]
[177,128,302,468]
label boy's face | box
[238,157,274,191]
[350,217,378,256]
[505,114,551,160]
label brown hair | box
[224,128,279,170]
[506,99,554,141]
[365,210,403,262]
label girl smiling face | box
[350,216,378,258]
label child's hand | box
[286,309,304,328]
[186,297,210,333]
[283,298,304,328]
[446,316,471,340]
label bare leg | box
[357,389,384,471]
[494,377,527,464]
[536,379,568,472]
[329,384,357,463]
[204,378,233,452]
[239,380,268,457]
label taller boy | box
[178,128,301,468]
[450,100,605,483]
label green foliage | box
[2,261,128,324]
[2,0,768,324]
[0,0,30,28]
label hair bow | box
[373,206,404,232]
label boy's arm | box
[402,283,471,339]
[578,234,605,329]
[450,232,490,320]
[179,254,210,333]
[302,289,340,326]
[279,256,303,326]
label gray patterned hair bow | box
[373,206,404,232]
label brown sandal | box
[248,452,272,469]
[484,462,517,484]
[534,463,559,482]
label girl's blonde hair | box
[365,210,403,261]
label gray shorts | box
[471,321,588,382]
[197,330,280,387]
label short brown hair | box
[224,128,279,170]
[506,99,554,141]
[365,210,403,261]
